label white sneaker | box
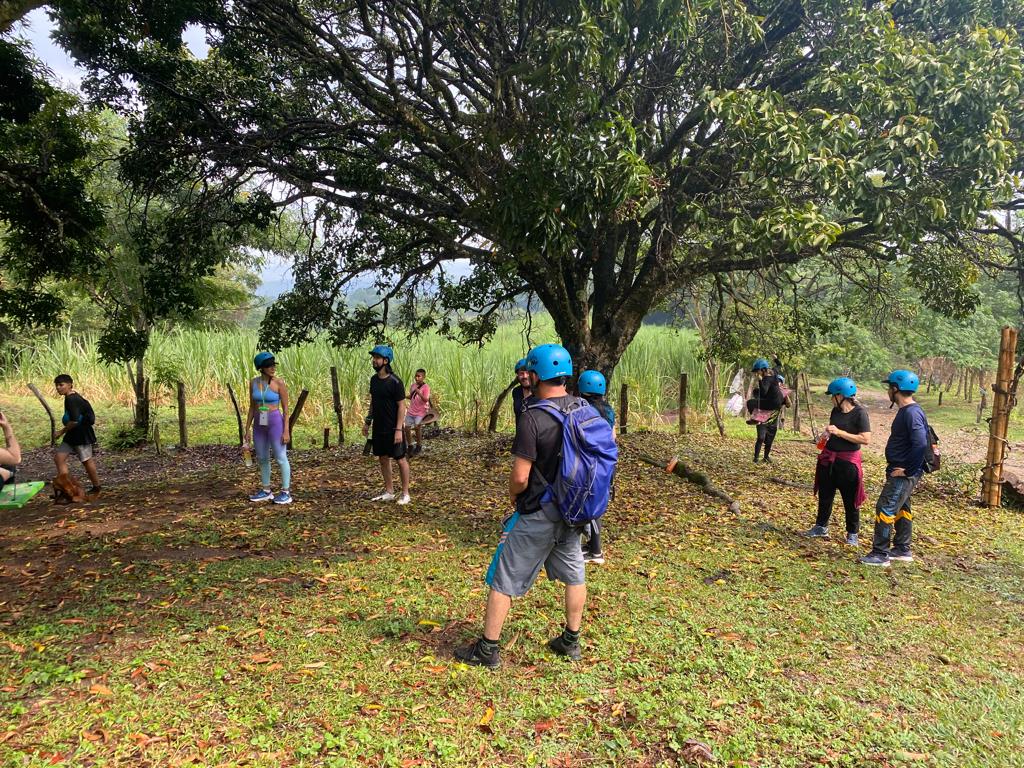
[371,492,396,502]
[397,494,411,506]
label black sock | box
[478,636,499,656]
[561,626,580,644]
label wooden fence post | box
[489,380,517,432]
[619,382,629,435]
[791,371,801,432]
[801,373,817,436]
[226,382,243,448]
[981,326,1019,507]
[678,373,688,435]
[323,427,330,449]
[938,390,943,407]
[977,387,987,424]
[330,366,345,445]
[26,383,56,446]
[176,381,188,448]
[288,389,309,450]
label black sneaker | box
[547,634,582,661]
[583,551,605,565]
[454,640,500,669]
[890,549,914,562]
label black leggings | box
[754,421,778,459]
[815,458,860,533]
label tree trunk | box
[127,357,150,432]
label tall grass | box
[0,316,709,433]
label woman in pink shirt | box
[404,368,431,456]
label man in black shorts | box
[456,343,586,669]
[361,345,411,505]
[53,374,101,494]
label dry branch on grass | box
[640,454,740,513]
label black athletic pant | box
[815,458,860,534]
[754,420,778,460]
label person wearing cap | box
[805,377,871,546]
[511,357,534,421]
[362,345,411,505]
[577,369,615,564]
[861,370,929,567]
[747,357,787,463]
[456,343,588,668]
[245,352,292,504]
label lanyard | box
[258,378,270,411]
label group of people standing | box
[747,357,933,568]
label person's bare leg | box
[414,424,422,447]
[54,451,69,476]
[378,455,393,493]
[403,425,413,446]
[564,583,586,632]
[397,457,410,495]
[483,588,512,640]
[83,458,100,488]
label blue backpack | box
[526,398,618,525]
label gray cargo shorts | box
[485,505,585,597]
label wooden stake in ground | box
[177,381,187,449]
[678,372,688,435]
[981,326,1020,508]
[801,373,817,436]
[619,382,629,435]
[226,383,244,446]
[330,366,345,445]
[26,382,56,446]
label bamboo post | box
[176,381,188,448]
[288,389,309,449]
[981,327,1019,507]
[619,382,629,435]
[226,383,244,446]
[26,382,56,446]
[330,366,345,445]
[488,379,517,432]
[678,373,688,435]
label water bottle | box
[815,430,828,450]
[242,442,253,468]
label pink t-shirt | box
[408,383,431,417]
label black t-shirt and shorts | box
[369,373,407,459]
[485,395,586,597]
[56,393,98,463]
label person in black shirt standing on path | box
[362,346,411,505]
[510,357,533,421]
[53,374,101,495]
[748,358,787,463]
[805,377,871,546]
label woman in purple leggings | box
[244,352,292,504]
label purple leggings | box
[253,409,290,489]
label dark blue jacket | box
[885,402,929,477]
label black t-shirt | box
[511,387,534,420]
[826,404,871,453]
[754,377,785,411]
[369,372,405,434]
[511,395,574,514]
[63,393,97,447]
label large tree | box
[53,0,1024,374]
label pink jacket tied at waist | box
[813,448,867,510]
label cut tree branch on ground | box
[769,476,814,490]
[640,454,740,513]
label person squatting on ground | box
[577,369,615,565]
[747,358,788,464]
[860,370,930,567]
[0,411,22,491]
[363,345,411,505]
[806,377,871,546]
[511,357,533,420]
[404,368,430,456]
[245,352,293,505]
[53,374,101,495]
[456,344,592,669]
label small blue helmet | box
[577,370,607,396]
[827,376,857,398]
[369,345,394,363]
[253,351,276,370]
[882,369,919,393]
[515,357,529,372]
[526,343,572,381]
[752,358,770,372]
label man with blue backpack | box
[860,370,932,567]
[455,344,617,669]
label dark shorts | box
[371,432,407,459]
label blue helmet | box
[369,345,394,363]
[253,351,276,370]
[827,376,857,398]
[577,370,606,396]
[752,358,770,371]
[882,369,919,393]
[526,343,572,381]
[515,357,529,372]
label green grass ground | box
[0,426,1021,767]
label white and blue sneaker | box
[249,489,274,503]
[273,491,293,505]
